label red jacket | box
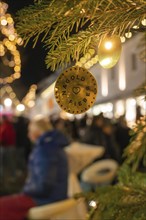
[0,121,16,147]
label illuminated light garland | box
[22,84,37,108]
[141,18,146,26]
[75,33,128,70]
[80,25,142,70]
[1,84,27,113]
[0,2,23,84]
[125,32,132,38]
[1,85,20,106]
[120,36,126,43]
[75,27,141,70]
[1,83,37,112]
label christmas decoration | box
[76,49,99,69]
[16,0,146,71]
[0,1,22,84]
[22,84,37,108]
[141,19,146,26]
[11,1,146,218]
[54,66,97,114]
[1,85,20,106]
[123,116,146,171]
[98,35,122,68]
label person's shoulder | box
[48,129,65,139]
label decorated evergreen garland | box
[14,1,146,219]
[16,0,146,70]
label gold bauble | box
[98,35,122,69]
[54,66,97,114]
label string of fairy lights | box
[1,85,20,106]
[75,20,146,70]
[22,84,37,108]
[0,2,37,112]
[1,84,37,113]
[0,1,23,84]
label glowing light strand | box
[0,2,23,84]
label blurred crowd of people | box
[0,114,131,174]
[0,114,130,193]
[0,113,131,187]
[0,117,69,220]
[0,116,31,202]
[51,113,131,163]
[0,113,131,165]
[0,115,31,160]
[0,113,131,220]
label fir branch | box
[46,0,146,70]
[118,164,146,192]
[16,0,146,70]
[78,185,146,220]
[16,0,73,46]
[45,30,99,71]
[123,116,146,171]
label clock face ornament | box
[54,66,98,114]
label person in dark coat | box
[0,115,17,182]
[82,114,105,146]
[0,117,69,220]
[0,115,16,147]
[102,120,120,163]
[115,116,130,158]
[14,116,31,161]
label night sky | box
[3,0,53,100]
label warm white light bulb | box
[133,25,139,29]
[1,19,7,26]
[104,41,113,50]
[27,100,35,108]
[88,48,95,55]
[141,19,146,26]
[120,36,126,43]
[16,104,25,112]
[4,98,12,107]
[89,200,97,208]
[125,32,132,38]
[80,57,86,64]
[9,34,15,41]
[100,58,111,67]
[84,63,90,69]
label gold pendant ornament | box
[98,35,122,69]
[54,66,97,114]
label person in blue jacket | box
[0,117,69,220]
